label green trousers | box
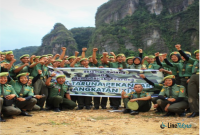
[156,99,188,114]
[48,96,77,109]
[33,79,48,108]
[93,97,108,108]
[15,98,37,110]
[2,105,21,116]
[188,74,199,112]
[123,98,151,112]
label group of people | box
[0,44,199,122]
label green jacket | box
[48,82,69,98]
[0,84,18,97]
[14,63,29,74]
[127,90,151,99]
[187,57,199,74]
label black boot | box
[179,112,186,117]
[0,115,6,122]
[123,109,131,114]
[76,107,83,110]
[130,110,139,115]
[163,112,175,117]
[101,106,107,109]
[187,112,199,118]
[53,108,61,112]
[112,106,119,110]
[93,106,99,110]
[20,111,32,116]
[86,106,91,110]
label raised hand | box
[93,48,98,52]
[175,44,181,50]
[61,47,67,51]
[138,48,143,53]
[82,48,87,52]
[139,74,145,78]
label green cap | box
[20,54,30,59]
[109,56,114,59]
[0,72,9,77]
[29,76,34,79]
[127,101,139,110]
[33,56,40,60]
[0,52,6,55]
[39,55,48,59]
[88,56,92,59]
[56,75,66,79]
[116,54,125,58]
[126,56,134,61]
[163,75,175,81]
[194,50,199,54]
[16,72,30,78]
[54,59,62,62]
[170,51,180,56]
[148,55,155,59]
[100,55,109,59]
[47,54,53,57]
[68,56,76,60]
[80,58,88,62]
[159,53,163,56]
[6,51,13,55]
[184,51,191,56]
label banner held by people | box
[48,67,164,98]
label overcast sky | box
[0,0,108,51]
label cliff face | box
[35,23,77,56]
[87,0,198,56]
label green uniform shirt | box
[107,62,126,68]
[9,80,34,97]
[187,57,199,74]
[0,59,15,77]
[147,62,160,69]
[30,63,49,78]
[48,82,69,98]
[127,91,151,99]
[0,84,18,97]
[125,64,135,69]
[170,61,193,77]
[14,63,29,74]
[162,62,179,76]
[99,63,110,68]
[159,84,186,99]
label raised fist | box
[175,44,181,50]
[93,48,98,52]
[31,55,36,58]
[61,47,67,51]
[82,48,87,52]
[51,72,56,77]
[162,53,167,59]
[155,52,159,57]
[75,51,79,56]
[24,63,29,66]
[110,52,115,56]
[138,48,143,53]
[139,74,145,78]
[103,52,108,55]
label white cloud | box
[0,0,108,50]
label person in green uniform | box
[0,52,6,61]
[164,48,193,94]
[147,75,188,117]
[45,73,77,112]
[8,72,37,116]
[32,56,40,64]
[30,55,49,109]
[144,55,160,70]
[103,52,126,110]
[0,72,21,122]
[175,45,199,118]
[155,51,181,84]
[109,56,115,62]
[13,54,30,75]
[92,48,107,109]
[0,51,16,79]
[121,84,151,115]
[125,57,135,69]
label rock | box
[190,122,198,128]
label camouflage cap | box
[170,51,180,56]
[68,56,76,60]
[56,75,66,79]
[163,75,175,81]
[0,72,9,77]
[16,72,30,78]
[80,58,88,62]
[20,54,30,59]
[194,50,199,55]
[47,54,53,57]
[6,51,13,55]
[39,55,48,59]
[29,76,34,80]
[33,56,40,60]
[116,54,125,58]
[184,51,191,56]
[148,55,155,58]
[127,101,139,110]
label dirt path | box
[0,107,199,135]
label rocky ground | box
[0,105,199,135]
